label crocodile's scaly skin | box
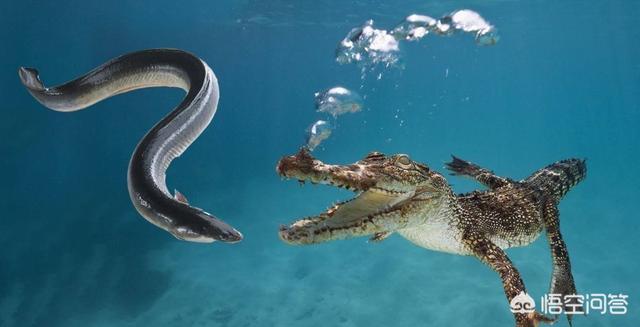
[277,149,586,327]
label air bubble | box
[314,86,363,118]
[305,120,333,151]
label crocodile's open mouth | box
[276,148,438,245]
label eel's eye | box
[394,155,413,169]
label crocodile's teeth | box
[279,187,411,245]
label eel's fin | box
[174,190,189,204]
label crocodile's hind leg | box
[463,230,556,327]
[446,156,513,189]
[543,202,581,325]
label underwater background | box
[1,0,638,326]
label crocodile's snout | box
[276,147,315,177]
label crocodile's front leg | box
[543,202,580,325]
[463,230,556,327]
[446,156,513,190]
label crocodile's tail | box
[524,158,586,201]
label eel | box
[19,49,242,243]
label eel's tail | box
[524,158,586,201]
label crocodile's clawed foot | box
[445,155,479,176]
[516,312,557,327]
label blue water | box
[1,1,638,326]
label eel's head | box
[276,148,451,245]
[169,208,244,244]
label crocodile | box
[276,148,586,327]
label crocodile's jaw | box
[276,148,448,245]
[279,189,444,245]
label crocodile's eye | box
[394,155,413,169]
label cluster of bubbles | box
[304,9,497,151]
[305,87,363,151]
[336,20,401,67]
[336,9,499,67]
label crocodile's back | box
[399,184,547,254]
[457,158,586,250]
[458,186,546,249]
[398,158,587,253]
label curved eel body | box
[19,49,242,243]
